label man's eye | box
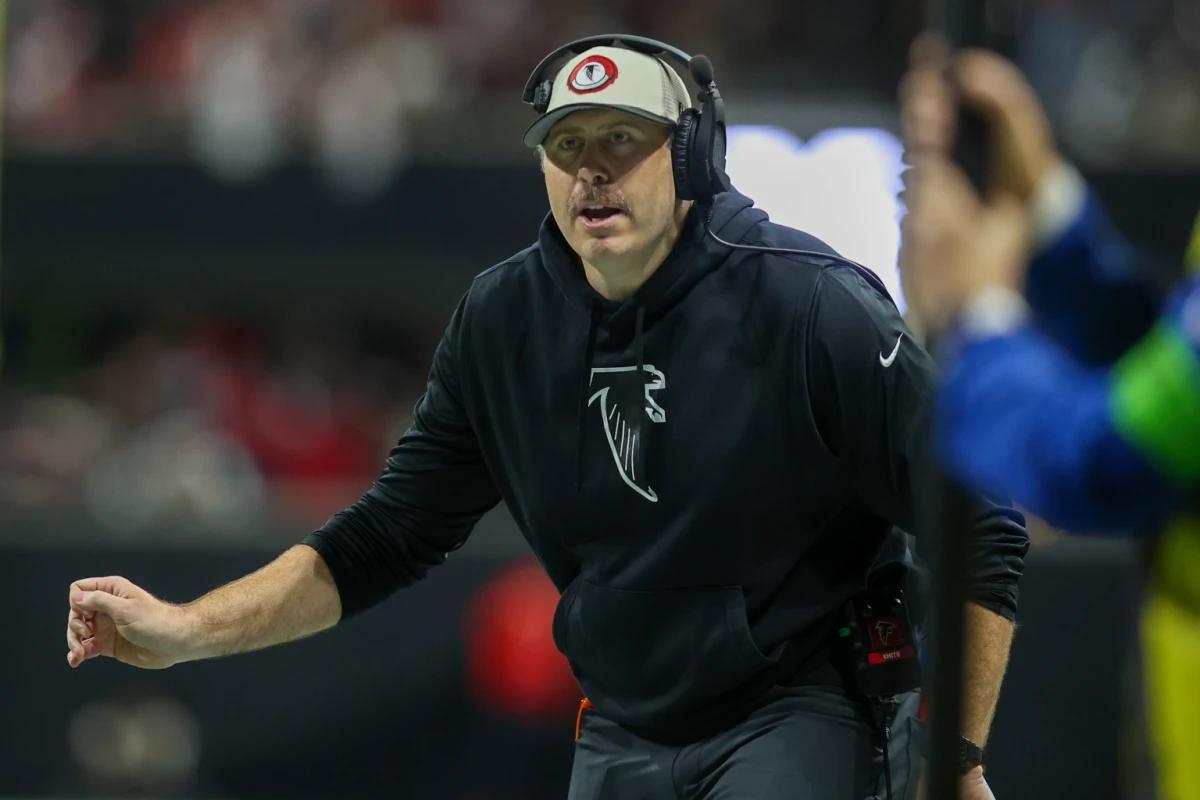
[611,131,632,144]
[557,137,580,152]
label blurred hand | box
[955,49,1059,204]
[900,153,1030,334]
[899,34,955,159]
[66,576,192,670]
[899,34,1044,334]
[900,33,1062,202]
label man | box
[66,38,1027,799]
[900,39,1200,799]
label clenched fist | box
[66,576,194,670]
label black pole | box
[923,2,992,798]
[943,0,993,193]
[924,477,972,800]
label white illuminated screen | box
[725,126,907,312]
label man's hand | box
[958,766,997,800]
[917,765,997,800]
[65,547,342,670]
[66,576,194,670]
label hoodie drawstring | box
[576,300,600,491]
[634,305,647,489]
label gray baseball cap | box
[523,46,692,147]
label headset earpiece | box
[675,57,731,204]
[698,90,732,198]
[671,109,700,201]
[709,110,728,176]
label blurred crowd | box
[1020,0,1200,165]
[7,0,468,196]
[4,0,919,197]
[3,0,1198,543]
[0,311,427,540]
[5,0,1200,187]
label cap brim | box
[522,104,675,148]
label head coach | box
[65,35,1029,800]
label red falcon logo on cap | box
[568,55,618,94]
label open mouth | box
[580,207,621,220]
[577,207,624,228]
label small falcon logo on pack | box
[588,365,666,502]
[568,55,618,94]
[867,616,908,650]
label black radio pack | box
[841,584,922,700]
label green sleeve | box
[1110,324,1200,488]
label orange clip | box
[574,698,593,740]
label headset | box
[522,34,895,304]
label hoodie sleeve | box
[804,266,1029,620]
[303,291,501,618]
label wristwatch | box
[957,736,985,775]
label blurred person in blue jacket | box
[900,39,1200,800]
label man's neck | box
[582,250,668,302]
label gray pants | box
[567,687,922,800]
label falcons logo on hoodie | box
[587,365,666,502]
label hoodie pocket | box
[552,579,777,728]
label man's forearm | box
[962,601,1015,746]
[178,544,342,662]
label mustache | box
[568,188,630,217]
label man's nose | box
[577,166,610,186]
[576,143,611,185]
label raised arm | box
[899,43,1161,364]
[899,41,1198,531]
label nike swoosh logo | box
[879,334,904,367]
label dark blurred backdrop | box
[2,1,1198,798]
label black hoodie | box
[305,190,1029,739]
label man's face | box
[542,109,684,268]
